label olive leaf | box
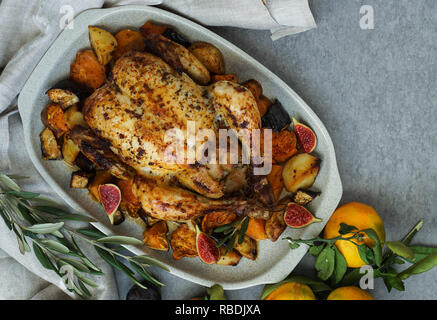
[40,239,70,254]
[25,222,64,234]
[213,220,239,233]
[4,190,40,199]
[0,174,21,191]
[131,255,170,271]
[315,246,336,281]
[386,241,415,261]
[96,235,143,246]
[238,217,249,245]
[398,253,437,280]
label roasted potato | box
[272,130,298,163]
[293,190,320,206]
[201,211,237,234]
[170,224,198,260]
[145,34,210,85]
[114,29,146,60]
[46,89,79,109]
[70,170,94,189]
[265,210,287,242]
[115,177,141,217]
[267,164,284,201]
[234,235,257,260]
[143,221,169,251]
[89,26,118,65]
[40,127,62,160]
[282,153,320,192]
[216,247,242,266]
[61,134,80,167]
[88,170,114,202]
[211,73,237,83]
[245,218,267,241]
[64,105,88,130]
[41,103,69,138]
[189,42,225,74]
[70,50,106,90]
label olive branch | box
[285,220,437,292]
[0,174,168,298]
[213,216,249,254]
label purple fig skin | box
[196,230,220,264]
[284,203,322,229]
[293,118,317,153]
[98,184,121,216]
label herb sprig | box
[0,174,168,298]
[214,216,249,254]
[285,220,437,292]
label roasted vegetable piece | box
[189,42,225,74]
[201,211,237,234]
[261,100,291,132]
[282,153,320,192]
[70,50,106,90]
[114,29,146,60]
[293,190,320,206]
[211,73,237,83]
[41,103,69,138]
[115,177,141,216]
[140,21,168,36]
[242,79,272,117]
[216,247,242,266]
[234,235,257,260]
[61,134,80,167]
[89,26,118,65]
[74,152,95,172]
[70,170,94,189]
[50,79,91,101]
[162,28,191,48]
[64,105,88,130]
[46,89,79,109]
[265,210,287,242]
[170,224,198,260]
[271,129,298,163]
[88,170,113,202]
[267,164,284,201]
[143,221,169,251]
[40,127,62,160]
[245,218,267,240]
[145,34,210,85]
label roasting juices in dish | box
[39,21,321,266]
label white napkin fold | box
[0,0,315,300]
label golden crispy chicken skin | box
[83,51,263,220]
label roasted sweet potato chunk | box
[242,79,272,117]
[116,177,141,216]
[41,103,69,139]
[143,221,169,251]
[70,50,106,90]
[114,29,146,60]
[40,127,62,160]
[170,224,197,260]
[272,130,298,163]
[267,164,284,201]
[245,218,267,241]
[201,211,237,234]
[140,21,168,36]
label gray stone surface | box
[116,0,437,300]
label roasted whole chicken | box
[74,49,273,221]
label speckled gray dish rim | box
[18,5,342,290]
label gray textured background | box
[116,0,437,300]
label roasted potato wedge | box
[189,42,225,74]
[216,247,242,266]
[145,34,210,85]
[201,211,237,234]
[61,134,80,167]
[88,170,114,202]
[234,235,257,260]
[267,164,284,201]
[143,221,169,251]
[70,170,94,189]
[40,127,62,160]
[170,224,198,260]
[70,50,106,90]
[282,153,320,192]
[46,89,79,109]
[89,26,118,65]
[64,105,88,130]
[114,29,146,60]
[41,103,69,139]
[211,73,237,83]
[265,210,287,242]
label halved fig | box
[196,226,220,264]
[293,118,317,153]
[98,184,123,225]
[284,203,322,228]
